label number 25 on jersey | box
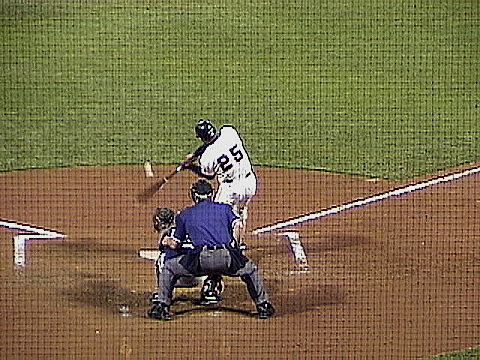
[217,144,244,172]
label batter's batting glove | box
[153,208,175,233]
[179,161,192,169]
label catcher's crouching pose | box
[151,208,200,297]
[148,179,274,321]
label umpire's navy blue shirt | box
[173,199,238,248]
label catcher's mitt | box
[153,208,175,232]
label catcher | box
[150,207,202,305]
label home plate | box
[138,249,160,261]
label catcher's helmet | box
[195,120,217,142]
[190,179,213,203]
[153,207,175,232]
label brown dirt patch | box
[1,165,479,359]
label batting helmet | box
[195,120,217,142]
[190,179,213,203]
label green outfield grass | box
[1,0,479,179]
[427,347,480,360]
[1,2,479,357]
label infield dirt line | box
[253,166,480,235]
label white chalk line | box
[253,166,480,235]
[0,220,66,238]
[1,220,66,267]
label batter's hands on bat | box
[137,149,201,203]
[185,153,195,162]
[179,161,192,169]
[180,153,197,169]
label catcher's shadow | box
[170,296,257,319]
[174,306,256,319]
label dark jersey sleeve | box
[193,143,209,158]
[172,213,186,242]
[188,164,215,180]
[186,143,215,179]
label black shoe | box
[149,292,160,305]
[256,301,275,319]
[148,303,171,321]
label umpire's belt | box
[222,172,252,183]
[203,245,227,250]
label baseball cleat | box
[149,292,160,305]
[148,303,171,321]
[256,301,275,319]
[200,278,224,305]
[239,242,249,251]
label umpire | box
[148,179,275,321]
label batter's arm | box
[185,164,215,179]
[181,152,216,180]
[182,143,209,165]
[192,143,209,158]
[231,218,243,246]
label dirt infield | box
[1,165,479,359]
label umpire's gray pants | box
[157,248,269,306]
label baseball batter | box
[184,120,257,232]
[182,120,258,303]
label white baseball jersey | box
[198,126,257,208]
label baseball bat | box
[137,164,183,203]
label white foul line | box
[253,166,480,235]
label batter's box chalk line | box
[0,220,66,268]
[280,231,309,272]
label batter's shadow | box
[304,234,369,252]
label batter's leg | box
[234,198,251,250]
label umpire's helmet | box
[190,179,213,203]
[195,120,217,142]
